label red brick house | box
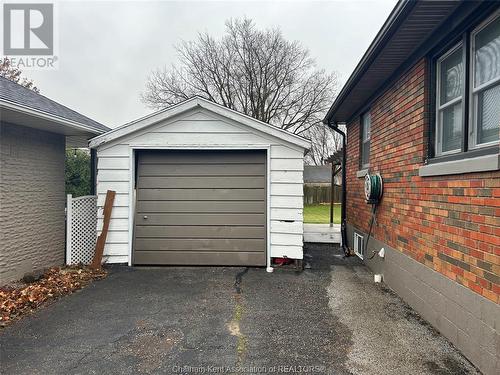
[324,1,499,374]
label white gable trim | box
[89,97,310,149]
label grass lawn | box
[304,204,341,224]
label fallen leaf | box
[0,266,107,327]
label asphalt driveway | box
[0,245,479,374]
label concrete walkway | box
[304,223,341,244]
[0,245,478,375]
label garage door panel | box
[134,251,266,266]
[138,188,265,201]
[139,163,265,176]
[135,213,265,226]
[135,238,265,252]
[137,176,265,189]
[134,150,266,266]
[140,150,265,164]
[136,200,266,213]
[135,225,265,239]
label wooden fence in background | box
[303,184,342,205]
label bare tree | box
[304,124,344,165]
[142,18,338,135]
[0,57,39,93]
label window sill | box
[357,168,369,178]
[419,153,500,177]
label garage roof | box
[90,97,310,149]
[323,0,467,124]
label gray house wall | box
[0,122,66,284]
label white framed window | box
[353,232,364,259]
[470,12,500,149]
[435,44,464,156]
[361,112,371,168]
[433,10,500,158]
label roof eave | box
[323,0,414,124]
[0,99,109,135]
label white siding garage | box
[89,97,309,268]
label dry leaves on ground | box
[0,266,107,327]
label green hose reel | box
[364,173,383,203]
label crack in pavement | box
[228,267,249,366]
[234,267,249,295]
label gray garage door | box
[133,150,267,266]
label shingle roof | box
[0,76,109,132]
[90,96,310,149]
[304,165,331,183]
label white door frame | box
[127,145,271,268]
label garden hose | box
[364,173,383,202]
[363,173,383,259]
[365,203,378,259]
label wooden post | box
[330,163,334,226]
[330,166,341,226]
[91,190,115,269]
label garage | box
[134,149,267,266]
[89,97,309,268]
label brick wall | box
[346,59,500,304]
[0,122,66,284]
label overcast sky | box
[27,0,397,128]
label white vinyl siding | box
[96,109,305,264]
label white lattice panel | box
[66,195,97,265]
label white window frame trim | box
[469,10,500,150]
[353,232,364,260]
[435,42,464,156]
